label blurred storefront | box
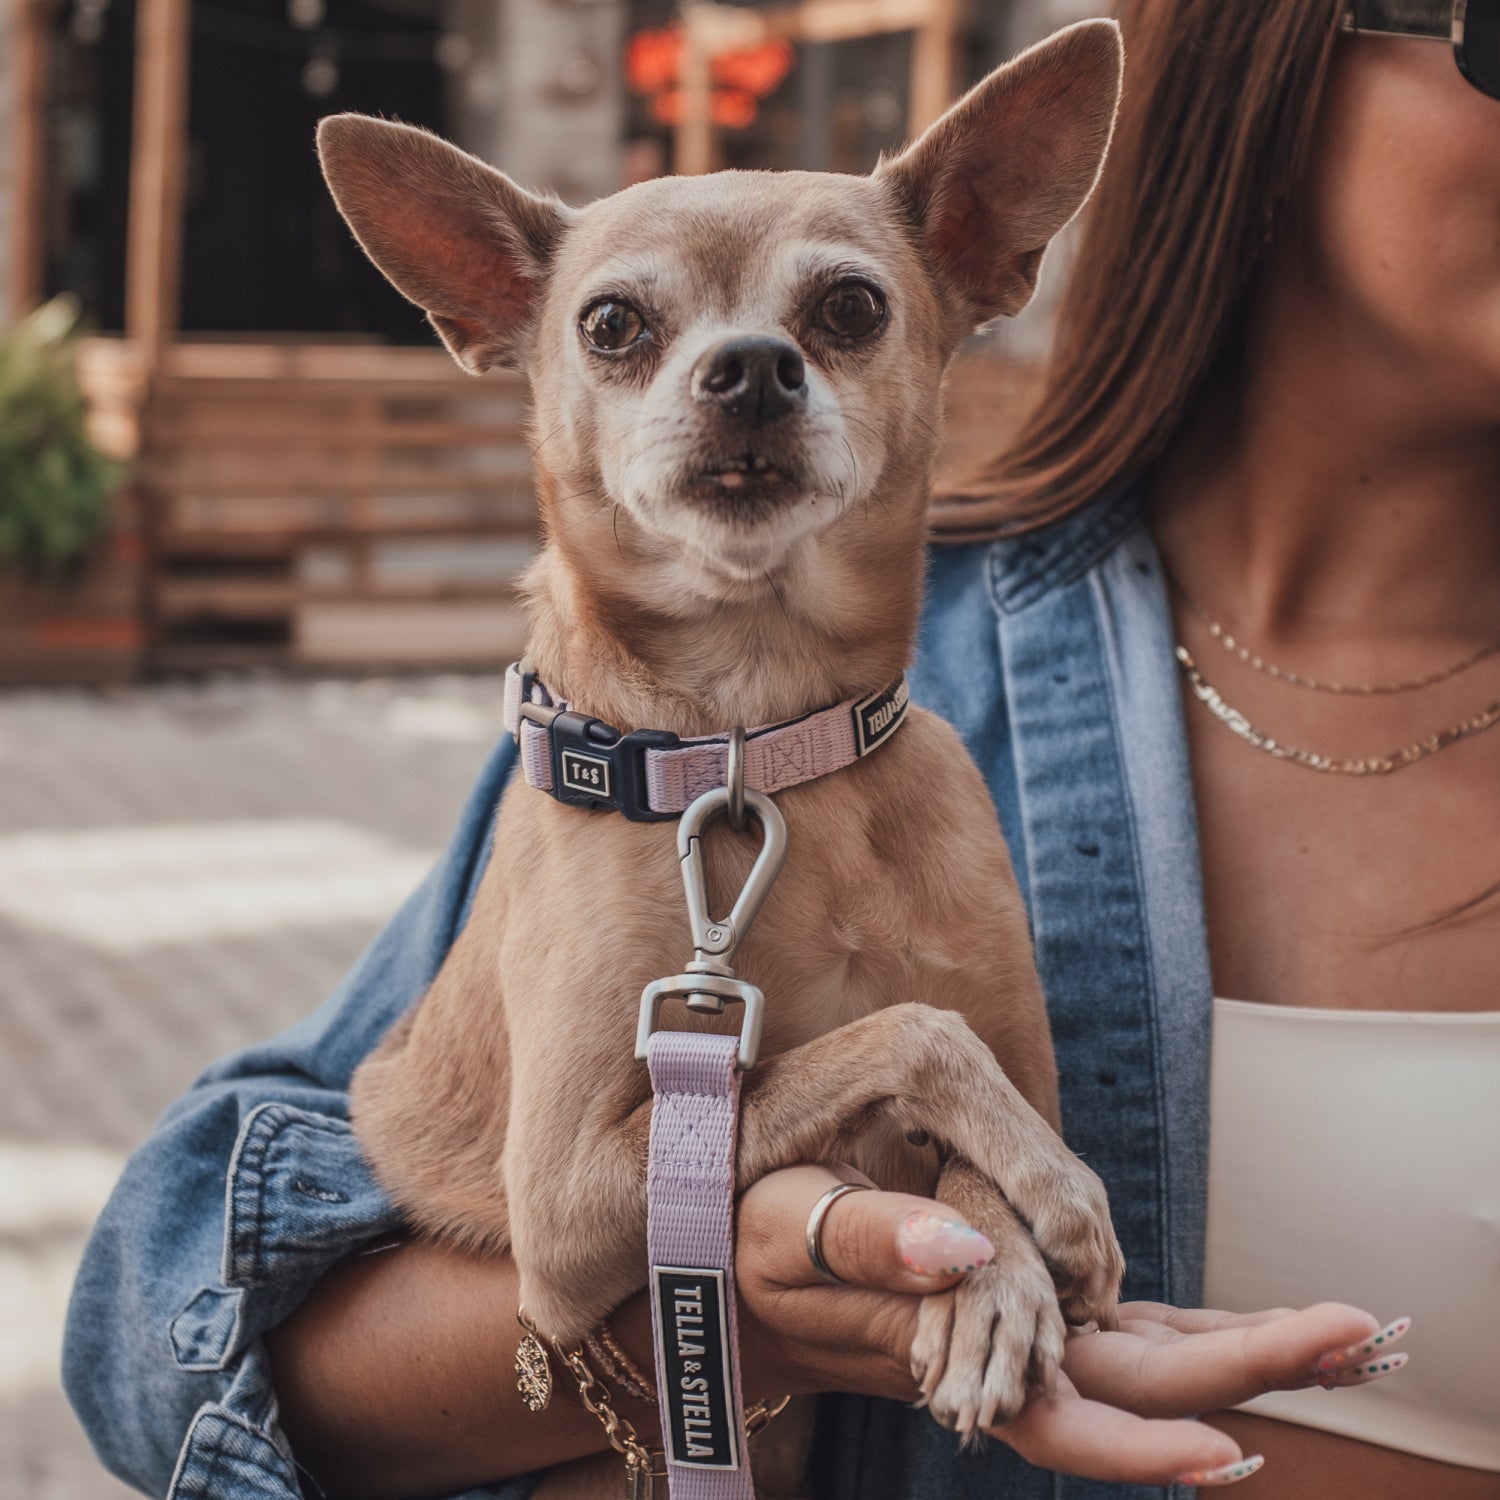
[0,0,1083,683]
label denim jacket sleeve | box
[62,736,539,1500]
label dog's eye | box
[818,283,885,339]
[580,300,647,352]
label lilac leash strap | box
[646,1032,754,1496]
[637,783,788,1499]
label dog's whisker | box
[840,435,864,490]
[529,421,567,460]
[763,569,791,620]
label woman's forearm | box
[261,1167,929,1500]
[264,1238,659,1500]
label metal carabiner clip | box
[634,784,788,1069]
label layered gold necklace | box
[1165,564,1500,776]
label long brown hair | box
[930,0,1344,541]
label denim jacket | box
[64,484,1214,1500]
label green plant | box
[0,295,121,572]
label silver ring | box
[726,726,747,831]
[805,1181,871,1286]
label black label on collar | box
[852,677,910,757]
[560,748,612,799]
[653,1266,740,1470]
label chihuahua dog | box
[319,19,1125,1494]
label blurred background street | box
[0,672,507,1496]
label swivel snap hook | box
[635,784,787,1070]
[678,784,787,974]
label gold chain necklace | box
[1164,564,1500,695]
[1175,645,1500,774]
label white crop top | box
[1203,998,1500,1472]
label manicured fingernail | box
[1315,1316,1411,1377]
[1317,1350,1409,1390]
[1173,1454,1264,1487]
[897,1211,993,1276]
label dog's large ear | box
[317,115,571,374]
[878,20,1122,331]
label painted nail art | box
[1172,1454,1265,1487]
[1318,1350,1409,1391]
[1315,1316,1412,1378]
[897,1211,994,1277]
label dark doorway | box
[181,0,449,340]
[42,0,137,331]
[41,0,452,342]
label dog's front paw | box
[1021,1157,1125,1330]
[909,1242,1066,1436]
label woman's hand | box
[732,1166,1392,1487]
[734,1165,960,1402]
[996,1301,1386,1485]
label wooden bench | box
[81,339,537,672]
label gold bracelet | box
[518,1309,791,1497]
[585,1319,658,1405]
[518,1310,667,1498]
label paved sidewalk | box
[0,674,511,1498]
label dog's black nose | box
[692,336,806,426]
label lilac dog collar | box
[502,662,909,821]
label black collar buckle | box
[517,700,681,822]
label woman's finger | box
[739,1165,992,1296]
[735,1166,997,1403]
[993,1375,1251,1485]
[1311,1314,1411,1380]
[1064,1302,1391,1418]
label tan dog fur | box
[318,21,1126,1493]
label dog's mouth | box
[686,450,803,505]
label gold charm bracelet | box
[518,1309,666,1498]
[517,1310,790,1499]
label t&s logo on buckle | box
[560,748,612,799]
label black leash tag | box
[852,677,911,756]
[653,1266,740,1470]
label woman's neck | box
[1151,249,1500,644]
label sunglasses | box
[1342,0,1500,100]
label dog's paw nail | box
[1313,1315,1412,1377]
[898,1212,993,1277]
[1317,1350,1410,1389]
[1172,1455,1264,1487]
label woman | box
[933,0,1500,1493]
[62,1,1496,1497]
